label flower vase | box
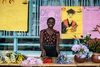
[74,55,86,63]
[91,53,100,63]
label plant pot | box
[91,53,100,63]
[74,55,86,63]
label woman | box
[40,17,60,57]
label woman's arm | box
[56,32,60,54]
[40,31,46,56]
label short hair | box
[47,17,55,23]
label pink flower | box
[27,57,32,61]
[36,59,43,64]
[21,57,43,65]
[21,60,29,65]
[71,44,81,52]
[27,57,36,61]
[29,60,36,65]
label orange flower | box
[61,7,66,11]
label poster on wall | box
[83,6,100,38]
[61,6,83,39]
[0,0,28,31]
[40,6,61,35]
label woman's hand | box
[41,50,46,57]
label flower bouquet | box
[86,38,100,53]
[71,44,89,63]
[42,56,52,63]
[0,51,27,64]
[72,35,90,63]
[86,38,100,63]
[54,53,72,64]
[21,57,43,66]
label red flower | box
[43,58,52,63]
[81,35,83,38]
[89,34,91,36]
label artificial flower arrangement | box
[54,53,72,64]
[80,33,100,53]
[71,44,89,58]
[86,38,100,63]
[75,34,100,63]
[72,35,90,62]
[0,51,27,64]
[86,38,100,53]
[82,34,100,63]
[42,56,52,63]
[21,57,43,66]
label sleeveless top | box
[41,29,59,45]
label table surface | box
[76,59,100,66]
[0,63,77,66]
[0,58,100,66]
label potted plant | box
[86,38,100,63]
[72,35,90,63]
[71,44,89,63]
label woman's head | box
[47,17,55,28]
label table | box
[0,58,100,66]
[0,61,100,66]
[76,59,100,66]
[0,60,76,66]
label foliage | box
[79,34,100,53]
[86,38,100,53]
[74,33,100,53]
[73,34,91,44]
[80,34,91,44]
